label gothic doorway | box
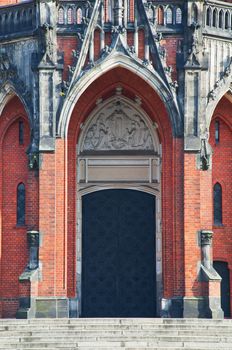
[75,91,162,316]
[213,261,231,317]
[81,189,156,317]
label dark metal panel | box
[213,261,231,317]
[81,189,156,317]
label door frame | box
[76,184,162,317]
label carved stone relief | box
[82,100,154,152]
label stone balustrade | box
[0,1,35,36]
[204,0,232,32]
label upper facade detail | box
[0,0,232,152]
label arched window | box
[215,120,220,143]
[77,8,82,24]
[214,183,222,225]
[213,9,217,27]
[206,7,211,26]
[108,0,112,22]
[67,7,74,24]
[58,7,64,24]
[157,6,164,25]
[17,183,25,226]
[19,120,24,145]
[219,10,223,28]
[191,3,198,23]
[166,7,173,25]
[225,11,229,29]
[176,7,182,24]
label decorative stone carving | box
[27,231,40,270]
[39,22,55,64]
[27,130,39,170]
[200,230,213,270]
[0,53,16,82]
[200,138,210,171]
[0,51,32,112]
[82,100,154,152]
[201,230,213,246]
[208,57,232,102]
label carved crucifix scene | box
[81,99,154,153]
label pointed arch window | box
[206,7,211,26]
[17,183,25,226]
[166,7,173,25]
[108,0,112,22]
[58,7,64,24]
[175,7,182,24]
[157,6,164,25]
[215,120,220,143]
[77,8,82,24]
[219,10,223,28]
[213,9,217,27]
[214,183,222,225]
[225,11,229,29]
[191,3,198,23]
[67,7,74,24]
[19,120,24,145]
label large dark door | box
[213,261,231,317]
[81,189,156,317]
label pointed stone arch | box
[0,82,32,126]
[207,88,232,131]
[58,55,183,138]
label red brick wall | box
[160,37,182,81]
[184,153,212,297]
[57,37,79,81]
[0,96,38,317]
[209,96,232,315]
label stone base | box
[17,297,69,319]
[69,298,78,318]
[161,297,183,318]
[183,297,223,319]
[161,296,223,319]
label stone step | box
[1,334,232,341]
[2,329,232,336]
[1,318,232,324]
[0,318,232,349]
[3,322,232,329]
[0,342,232,349]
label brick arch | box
[66,67,184,302]
[207,89,232,130]
[0,95,38,318]
[209,95,232,309]
[0,83,32,126]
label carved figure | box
[82,101,154,152]
[200,138,210,171]
[40,22,54,62]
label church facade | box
[0,0,232,319]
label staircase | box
[0,318,232,349]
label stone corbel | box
[201,230,213,270]
[199,229,220,279]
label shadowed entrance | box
[81,189,156,317]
